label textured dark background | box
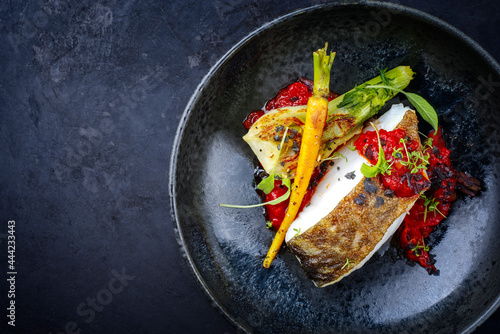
[0,0,499,333]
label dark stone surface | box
[0,1,498,333]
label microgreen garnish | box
[324,152,348,163]
[360,123,392,178]
[266,221,273,229]
[411,240,429,257]
[341,258,356,270]
[293,228,301,236]
[398,138,429,174]
[423,137,434,152]
[365,84,439,134]
[392,147,403,160]
[348,142,356,151]
[420,194,446,221]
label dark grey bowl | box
[170,1,500,333]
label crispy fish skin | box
[287,110,424,287]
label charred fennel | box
[243,66,415,179]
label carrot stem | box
[263,44,335,268]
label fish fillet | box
[286,104,425,287]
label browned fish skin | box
[287,110,424,287]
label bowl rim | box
[169,1,500,333]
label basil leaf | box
[365,84,439,133]
[404,92,438,134]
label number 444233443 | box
[7,220,15,271]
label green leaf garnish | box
[365,84,439,134]
[404,92,438,133]
[256,174,277,194]
[360,123,392,178]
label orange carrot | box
[263,44,335,268]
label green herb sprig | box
[421,194,447,221]
[341,258,356,270]
[398,138,430,174]
[360,123,393,178]
[411,240,429,257]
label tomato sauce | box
[264,82,312,111]
[398,128,457,273]
[263,78,338,111]
[254,162,329,230]
[354,128,431,197]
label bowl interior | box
[171,3,500,333]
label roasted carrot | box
[263,45,335,268]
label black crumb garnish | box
[374,196,384,208]
[354,194,366,205]
[384,188,394,198]
[345,171,356,180]
[364,145,374,160]
[363,178,378,194]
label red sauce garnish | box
[255,162,329,230]
[243,110,265,130]
[259,179,289,230]
[265,82,312,111]
[354,128,430,197]
[243,78,339,130]
[398,127,457,274]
